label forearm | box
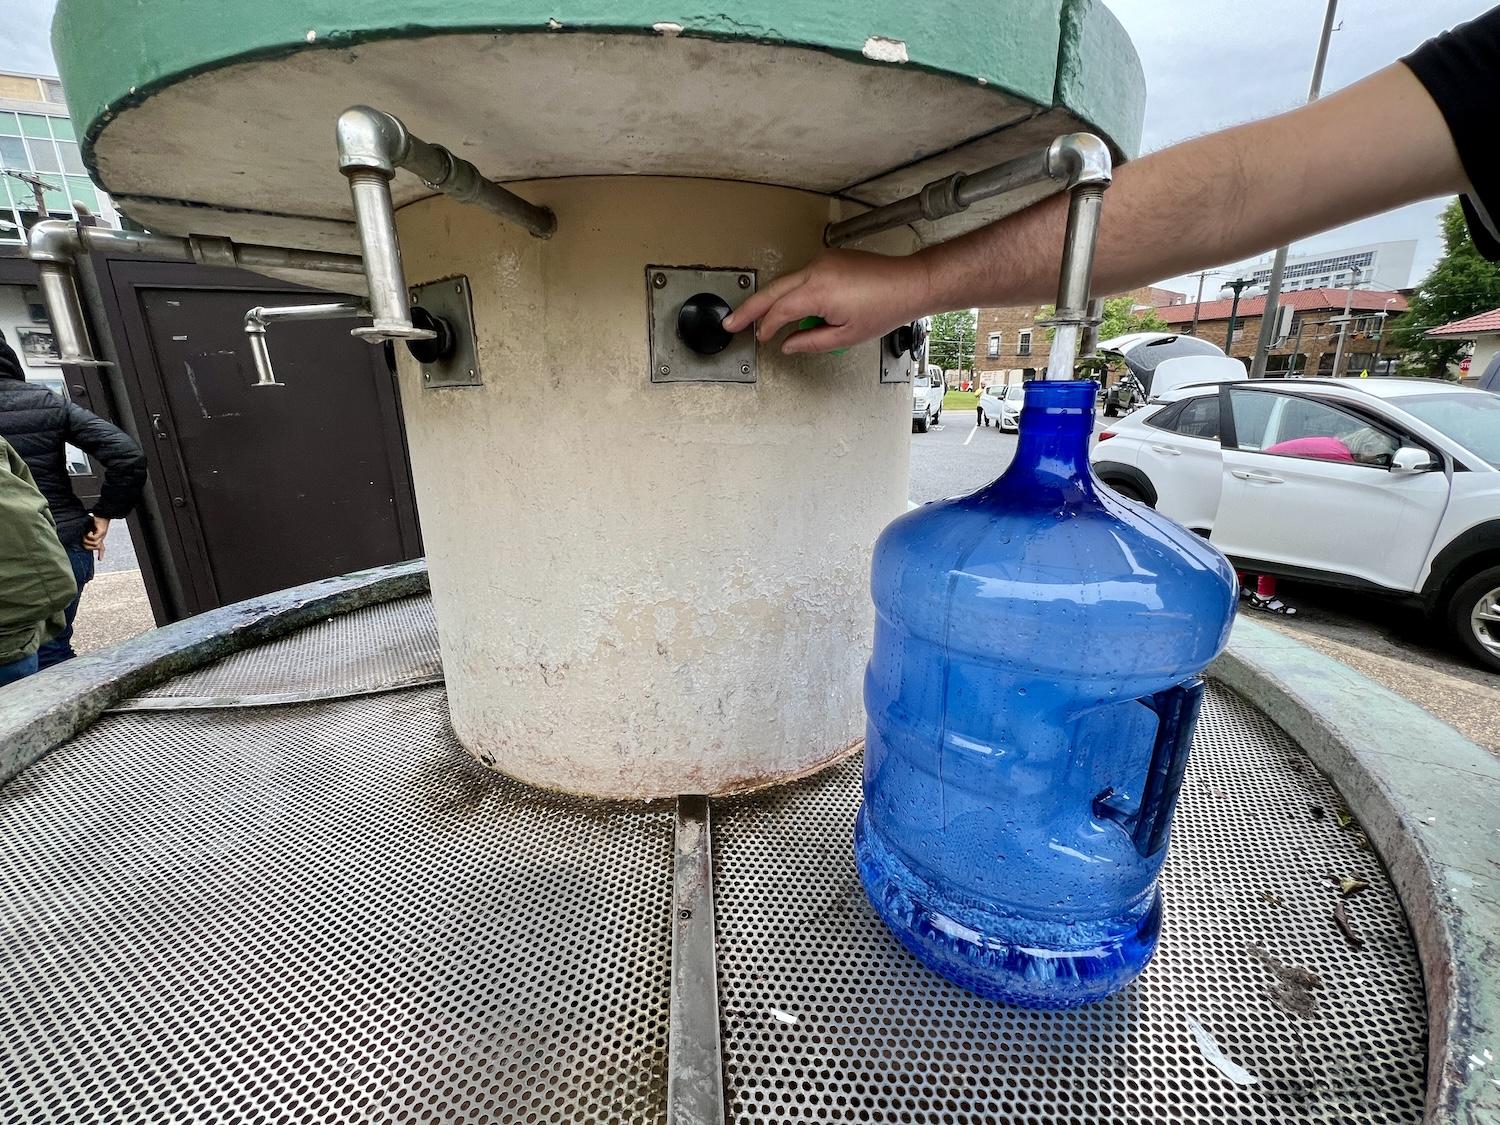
[916,63,1466,312]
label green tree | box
[1392,199,1500,377]
[928,309,976,376]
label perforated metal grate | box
[126,596,442,707]
[0,686,673,1125]
[713,683,1427,1124]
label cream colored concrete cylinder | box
[395,179,912,799]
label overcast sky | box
[4,1,1485,295]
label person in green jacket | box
[0,436,78,688]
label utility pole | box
[1329,265,1362,377]
[2,169,57,227]
[1222,277,1255,354]
[1249,0,1339,379]
[1188,269,1212,335]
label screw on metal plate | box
[648,265,757,384]
[409,274,483,388]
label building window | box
[0,110,100,242]
[987,333,1000,358]
[1017,329,1032,356]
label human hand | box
[82,515,109,561]
[722,248,932,354]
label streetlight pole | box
[1370,297,1398,376]
[1222,277,1254,354]
[1249,0,1339,379]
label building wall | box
[0,69,117,243]
[1470,336,1500,380]
[1182,310,1404,376]
[1245,240,1416,295]
[974,286,1185,386]
[975,304,1045,386]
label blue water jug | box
[855,379,1236,1008]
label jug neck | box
[996,379,1099,497]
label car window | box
[1143,400,1187,432]
[1228,389,1277,450]
[1159,395,1220,440]
[1239,391,1400,467]
[1397,391,1500,467]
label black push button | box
[404,306,456,365]
[677,293,735,356]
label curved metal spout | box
[335,105,555,343]
[29,219,367,367]
[244,300,369,387]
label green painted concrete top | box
[52,0,1145,168]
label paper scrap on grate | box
[769,1007,798,1025]
[1188,1017,1260,1086]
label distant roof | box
[1425,306,1500,339]
[1157,289,1408,325]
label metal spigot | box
[244,301,369,386]
[335,105,554,344]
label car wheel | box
[914,415,929,433]
[1104,404,1119,418]
[1445,565,1500,672]
[1102,478,1152,505]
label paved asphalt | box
[907,409,1500,754]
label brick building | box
[974,286,1186,387]
[1156,288,1409,377]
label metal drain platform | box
[0,594,1429,1124]
[116,596,442,710]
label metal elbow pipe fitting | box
[1045,133,1114,191]
[27,220,107,367]
[336,105,554,344]
[243,300,370,387]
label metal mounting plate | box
[647,266,757,384]
[879,330,915,384]
[410,274,482,388]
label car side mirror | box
[1391,446,1439,474]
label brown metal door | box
[106,264,421,612]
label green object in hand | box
[796,316,849,355]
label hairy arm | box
[724,64,1467,353]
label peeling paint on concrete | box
[862,36,909,64]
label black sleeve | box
[61,402,148,519]
[1404,7,1500,260]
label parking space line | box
[963,424,978,447]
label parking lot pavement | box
[907,413,1500,755]
[1250,584,1500,754]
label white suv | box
[912,366,945,432]
[1089,377,1500,671]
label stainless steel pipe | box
[825,150,1052,248]
[824,132,1113,249]
[244,300,369,386]
[336,105,555,343]
[1043,185,1108,381]
[28,219,366,366]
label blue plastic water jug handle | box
[1092,677,1206,858]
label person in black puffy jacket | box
[0,329,146,668]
